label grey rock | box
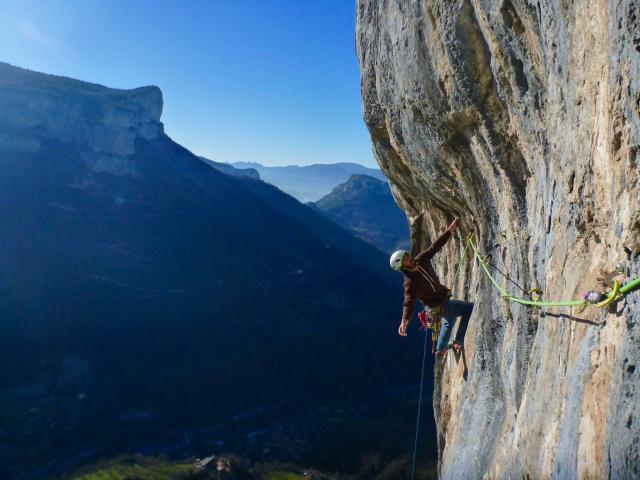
[357,0,640,477]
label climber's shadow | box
[451,347,468,381]
[542,312,605,326]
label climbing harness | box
[418,304,444,353]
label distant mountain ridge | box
[198,156,260,179]
[231,161,387,202]
[312,174,410,253]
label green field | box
[67,456,198,480]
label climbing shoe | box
[450,341,463,353]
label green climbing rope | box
[468,238,509,298]
[464,236,640,309]
[620,276,640,295]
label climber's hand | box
[448,217,460,234]
[398,320,409,336]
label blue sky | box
[0,0,378,167]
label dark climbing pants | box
[435,299,474,352]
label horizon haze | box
[0,0,377,168]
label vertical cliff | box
[356,0,640,477]
[0,61,163,176]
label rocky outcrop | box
[0,62,163,176]
[357,0,640,478]
[313,174,411,253]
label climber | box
[390,218,474,355]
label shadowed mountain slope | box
[0,62,434,479]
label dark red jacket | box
[402,230,452,322]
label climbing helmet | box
[389,250,410,271]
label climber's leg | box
[449,300,474,346]
[435,300,473,353]
[435,303,454,353]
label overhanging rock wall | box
[356,1,640,477]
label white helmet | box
[389,250,409,271]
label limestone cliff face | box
[0,62,163,176]
[357,1,640,477]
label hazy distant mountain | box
[0,62,433,479]
[231,161,387,202]
[311,175,410,253]
[199,156,260,179]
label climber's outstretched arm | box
[398,283,416,336]
[415,218,459,261]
